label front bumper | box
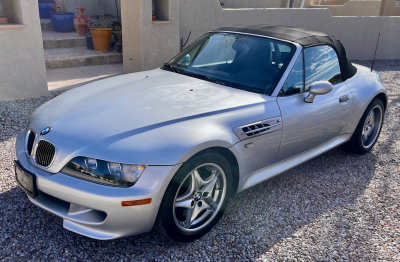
[16,130,181,240]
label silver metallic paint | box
[304,81,334,103]
[238,134,352,192]
[275,81,353,161]
[15,38,387,239]
[17,129,182,239]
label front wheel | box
[156,150,232,242]
[342,98,385,154]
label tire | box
[155,150,233,242]
[342,98,385,154]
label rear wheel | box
[156,150,232,242]
[342,98,384,154]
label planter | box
[86,36,94,50]
[152,15,156,21]
[91,27,112,52]
[38,0,55,19]
[0,17,8,24]
[73,7,89,37]
[50,11,75,33]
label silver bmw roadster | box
[15,25,387,242]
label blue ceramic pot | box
[50,11,75,33]
[38,0,55,19]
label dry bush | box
[52,0,69,12]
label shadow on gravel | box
[0,147,377,261]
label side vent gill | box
[233,116,282,141]
[242,123,271,137]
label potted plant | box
[112,21,122,53]
[90,0,113,52]
[38,0,55,19]
[0,1,8,24]
[50,0,75,33]
[86,29,94,50]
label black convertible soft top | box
[214,25,357,81]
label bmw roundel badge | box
[40,127,52,136]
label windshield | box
[163,32,296,95]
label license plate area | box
[15,161,37,198]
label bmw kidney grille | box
[26,130,36,156]
[34,140,56,167]
[26,130,56,167]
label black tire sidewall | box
[351,98,385,154]
[156,150,233,242]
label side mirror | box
[304,81,333,103]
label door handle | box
[339,95,349,103]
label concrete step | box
[42,31,86,49]
[44,47,123,69]
[41,19,54,31]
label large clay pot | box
[50,11,75,32]
[0,17,8,24]
[38,0,55,19]
[74,7,89,37]
[91,27,113,52]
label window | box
[304,45,341,91]
[165,32,297,95]
[281,52,304,95]
[395,0,400,7]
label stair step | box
[41,19,54,31]
[45,47,123,69]
[43,31,86,49]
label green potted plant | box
[0,1,8,24]
[112,21,122,53]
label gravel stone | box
[1,60,399,261]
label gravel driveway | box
[1,60,399,261]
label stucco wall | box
[0,0,48,101]
[122,0,180,73]
[380,0,400,16]
[221,0,285,8]
[307,0,381,16]
[66,0,121,16]
[180,0,400,60]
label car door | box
[276,45,353,161]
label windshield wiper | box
[183,72,225,86]
[163,63,181,74]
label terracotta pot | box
[74,7,89,37]
[91,27,113,52]
[152,15,156,21]
[0,17,8,24]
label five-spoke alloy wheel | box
[173,163,227,233]
[156,150,232,242]
[343,98,385,154]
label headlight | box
[61,157,146,187]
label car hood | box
[27,69,269,167]
[32,69,266,134]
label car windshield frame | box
[162,32,297,95]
